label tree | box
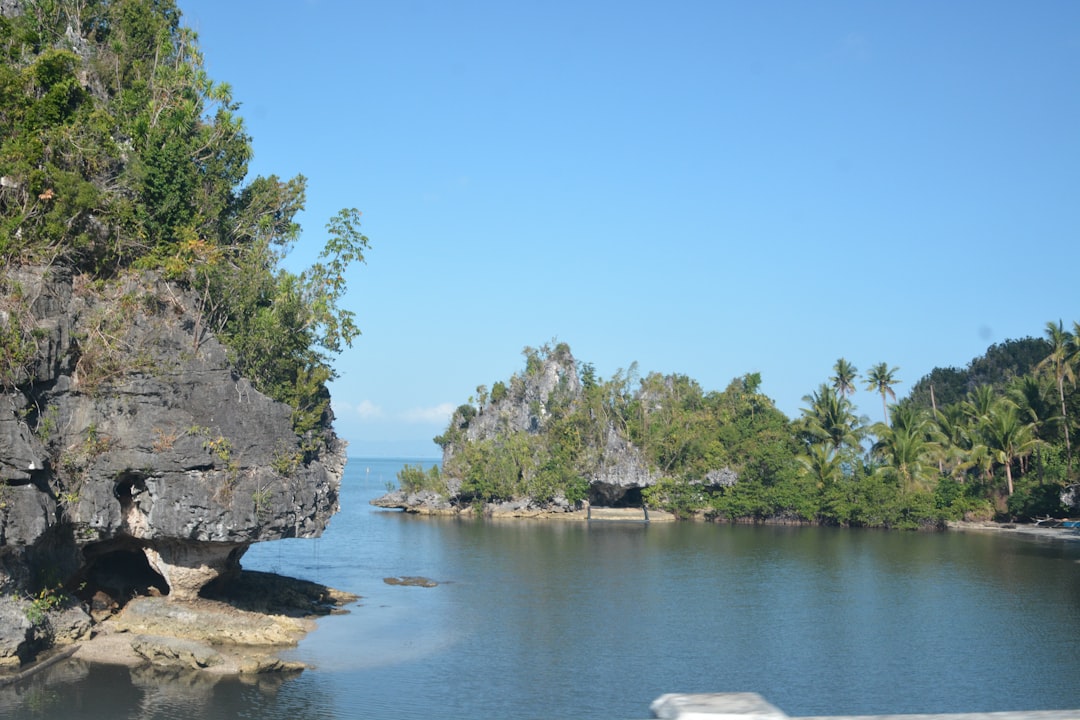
[905,337,1049,413]
[978,399,1038,497]
[865,363,901,425]
[831,358,858,397]
[798,442,844,490]
[798,384,864,454]
[1008,375,1060,444]
[1006,375,1055,482]
[933,403,981,481]
[870,404,940,493]
[0,1,370,442]
[962,384,998,424]
[742,371,762,394]
[905,366,968,412]
[1036,320,1075,473]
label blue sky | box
[178,1,1079,459]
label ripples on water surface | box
[3,458,1080,719]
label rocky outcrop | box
[370,489,454,514]
[372,345,742,517]
[589,425,659,505]
[376,346,677,515]
[0,266,345,667]
[68,570,356,676]
[459,350,583,444]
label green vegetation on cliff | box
[424,324,1080,527]
[0,0,366,441]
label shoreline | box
[377,498,1080,541]
[947,520,1080,544]
[67,596,318,675]
[2,570,358,685]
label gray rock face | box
[589,425,659,504]
[1,266,344,635]
[0,394,44,483]
[462,351,582,443]
[413,348,662,511]
[0,1,23,20]
[375,345,737,515]
[131,634,224,670]
[370,489,453,513]
[1063,484,1080,515]
[0,597,32,670]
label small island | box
[374,336,1080,531]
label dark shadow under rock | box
[200,570,358,617]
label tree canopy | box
[421,324,1080,527]
[0,0,367,442]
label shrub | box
[398,464,445,494]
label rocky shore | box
[371,491,678,521]
[374,495,1080,543]
[2,570,356,686]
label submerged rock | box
[130,635,224,670]
[383,576,438,588]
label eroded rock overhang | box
[0,266,345,603]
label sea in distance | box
[3,457,1080,720]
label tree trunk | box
[1059,376,1072,474]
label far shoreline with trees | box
[394,320,1080,529]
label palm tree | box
[798,442,844,490]
[831,358,859,397]
[978,399,1039,497]
[865,362,901,425]
[871,404,939,493]
[1007,375,1060,479]
[962,385,998,424]
[1035,320,1075,473]
[799,383,865,453]
[933,403,981,481]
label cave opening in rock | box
[612,487,644,508]
[589,486,645,508]
[78,540,169,608]
[113,471,147,509]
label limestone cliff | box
[0,266,345,667]
[374,345,664,515]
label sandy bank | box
[948,521,1080,544]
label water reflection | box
[3,459,1079,720]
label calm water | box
[3,457,1080,719]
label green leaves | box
[300,208,369,354]
[797,383,865,454]
[865,362,901,425]
[439,345,803,515]
[398,464,446,494]
[0,1,368,444]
